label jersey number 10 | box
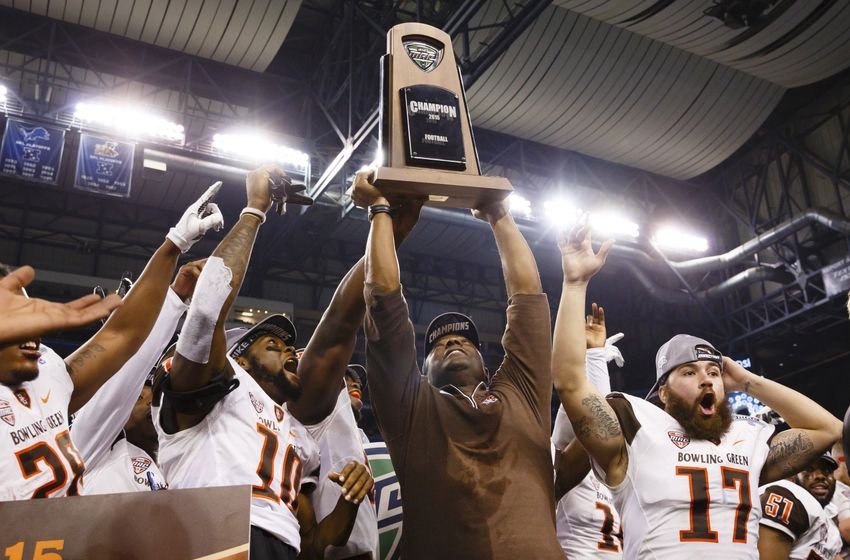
[252,423,303,510]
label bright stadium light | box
[590,212,640,239]
[543,198,579,229]
[507,193,532,218]
[74,102,185,143]
[0,85,7,102]
[652,225,709,254]
[212,131,310,172]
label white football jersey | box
[759,479,843,560]
[830,480,850,522]
[72,287,185,494]
[154,358,320,552]
[83,438,166,494]
[0,345,85,500]
[304,387,378,559]
[557,471,623,558]
[600,393,774,559]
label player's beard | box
[665,390,732,442]
[247,356,302,402]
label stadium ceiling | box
[4,1,849,182]
[0,0,302,72]
[467,1,850,178]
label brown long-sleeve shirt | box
[363,285,562,560]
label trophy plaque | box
[374,22,513,208]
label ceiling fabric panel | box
[554,0,850,87]
[466,6,784,179]
[0,0,301,72]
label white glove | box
[603,332,625,367]
[167,181,225,253]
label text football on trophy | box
[373,22,513,208]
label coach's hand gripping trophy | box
[370,22,513,208]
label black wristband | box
[368,204,393,222]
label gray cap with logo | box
[647,334,723,404]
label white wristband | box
[240,207,266,224]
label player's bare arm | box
[168,166,278,430]
[552,219,627,485]
[757,525,793,560]
[65,181,223,414]
[473,199,542,297]
[291,193,422,425]
[65,240,180,414]
[296,461,375,559]
[720,358,842,484]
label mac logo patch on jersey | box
[480,395,499,406]
[131,456,152,474]
[249,392,264,414]
[0,399,14,427]
[274,405,284,422]
[668,431,690,449]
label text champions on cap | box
[428,320,471,344]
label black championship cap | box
[228,314,297,359]
[424,312,480,356]
[647,334,723,404]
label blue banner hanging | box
[0,118,66,184]
[74,134,135,197]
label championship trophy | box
[373,23,513,208]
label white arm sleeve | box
[71,288,187,466]
[552,348,616,450]
[585,347,612,396]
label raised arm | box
[353,171,424,446]
[720,358,842,484]
[64,183,222,414]
[71,261,201,464]
[552,222,626,486]
[0,266,122,344]
[552,305,621,449]
[167,167,279,430]
[473,200,541,297]
[351,171,399,293]
[291,194,422,425]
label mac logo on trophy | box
[374,23,513,208]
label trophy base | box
[373,167,513,209]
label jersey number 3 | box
[676,466,751,544]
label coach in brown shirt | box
[351,171,562,560]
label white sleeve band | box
[586,348,612,396]
[176,256,233,364]
[552,405,574,450]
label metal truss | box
[705,68,850,351]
